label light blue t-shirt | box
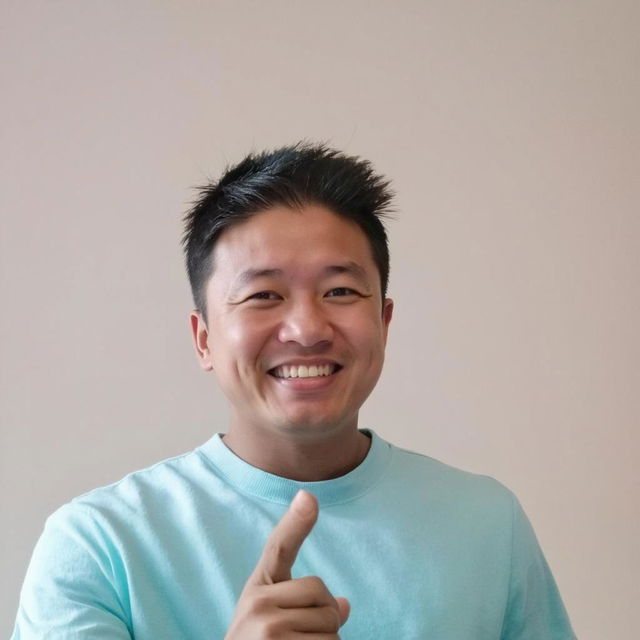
[12,429,576,639]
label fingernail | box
[291,490,313,515]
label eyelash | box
[326,287,358,297]
[247,288,359,301]
[249,291,278,300]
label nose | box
[277,298,334,347]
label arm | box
[500,493,577,640]
[12,504,132,640]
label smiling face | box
[190,203,393,443]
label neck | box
[221,425,371,481]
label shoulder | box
[385,440,518,519]
[48,445,211,533]
[390,441,513,492]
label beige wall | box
[2,1,638,637]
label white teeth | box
[272,364,337,379]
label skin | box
[225,489,350,638]
[190,203,394,637]
[190,203,393,481]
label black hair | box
[181,141,394,323]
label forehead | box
[210,204,377,280]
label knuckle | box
[265,538,290,564]
[260,613,286,639]
[248,590,271,615]
[321,606,341,632]
[304,574,326,592]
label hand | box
[225,490,350,639]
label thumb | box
[335,597,351,626]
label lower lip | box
[269,369,341,392]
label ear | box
[382,298,394,343]
[190,310,213,371]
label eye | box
[326,287,359,297]
[246,291,281,301]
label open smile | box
[267,362,344,392]
[268,363,342,379]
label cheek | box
[222,316,274,367]
[359,325,388,370]
[342,310,386,345]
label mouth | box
[268,363,343,379]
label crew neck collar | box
[197,429,391,507]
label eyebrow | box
[229,261,372,297]
[323,262,371,290]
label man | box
[12,143,576,638]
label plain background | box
[1,1,638,637]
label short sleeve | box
[500,493,577,640]
[11,503,132,640]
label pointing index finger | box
[250,490,318,585]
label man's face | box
[191,203,393,441]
